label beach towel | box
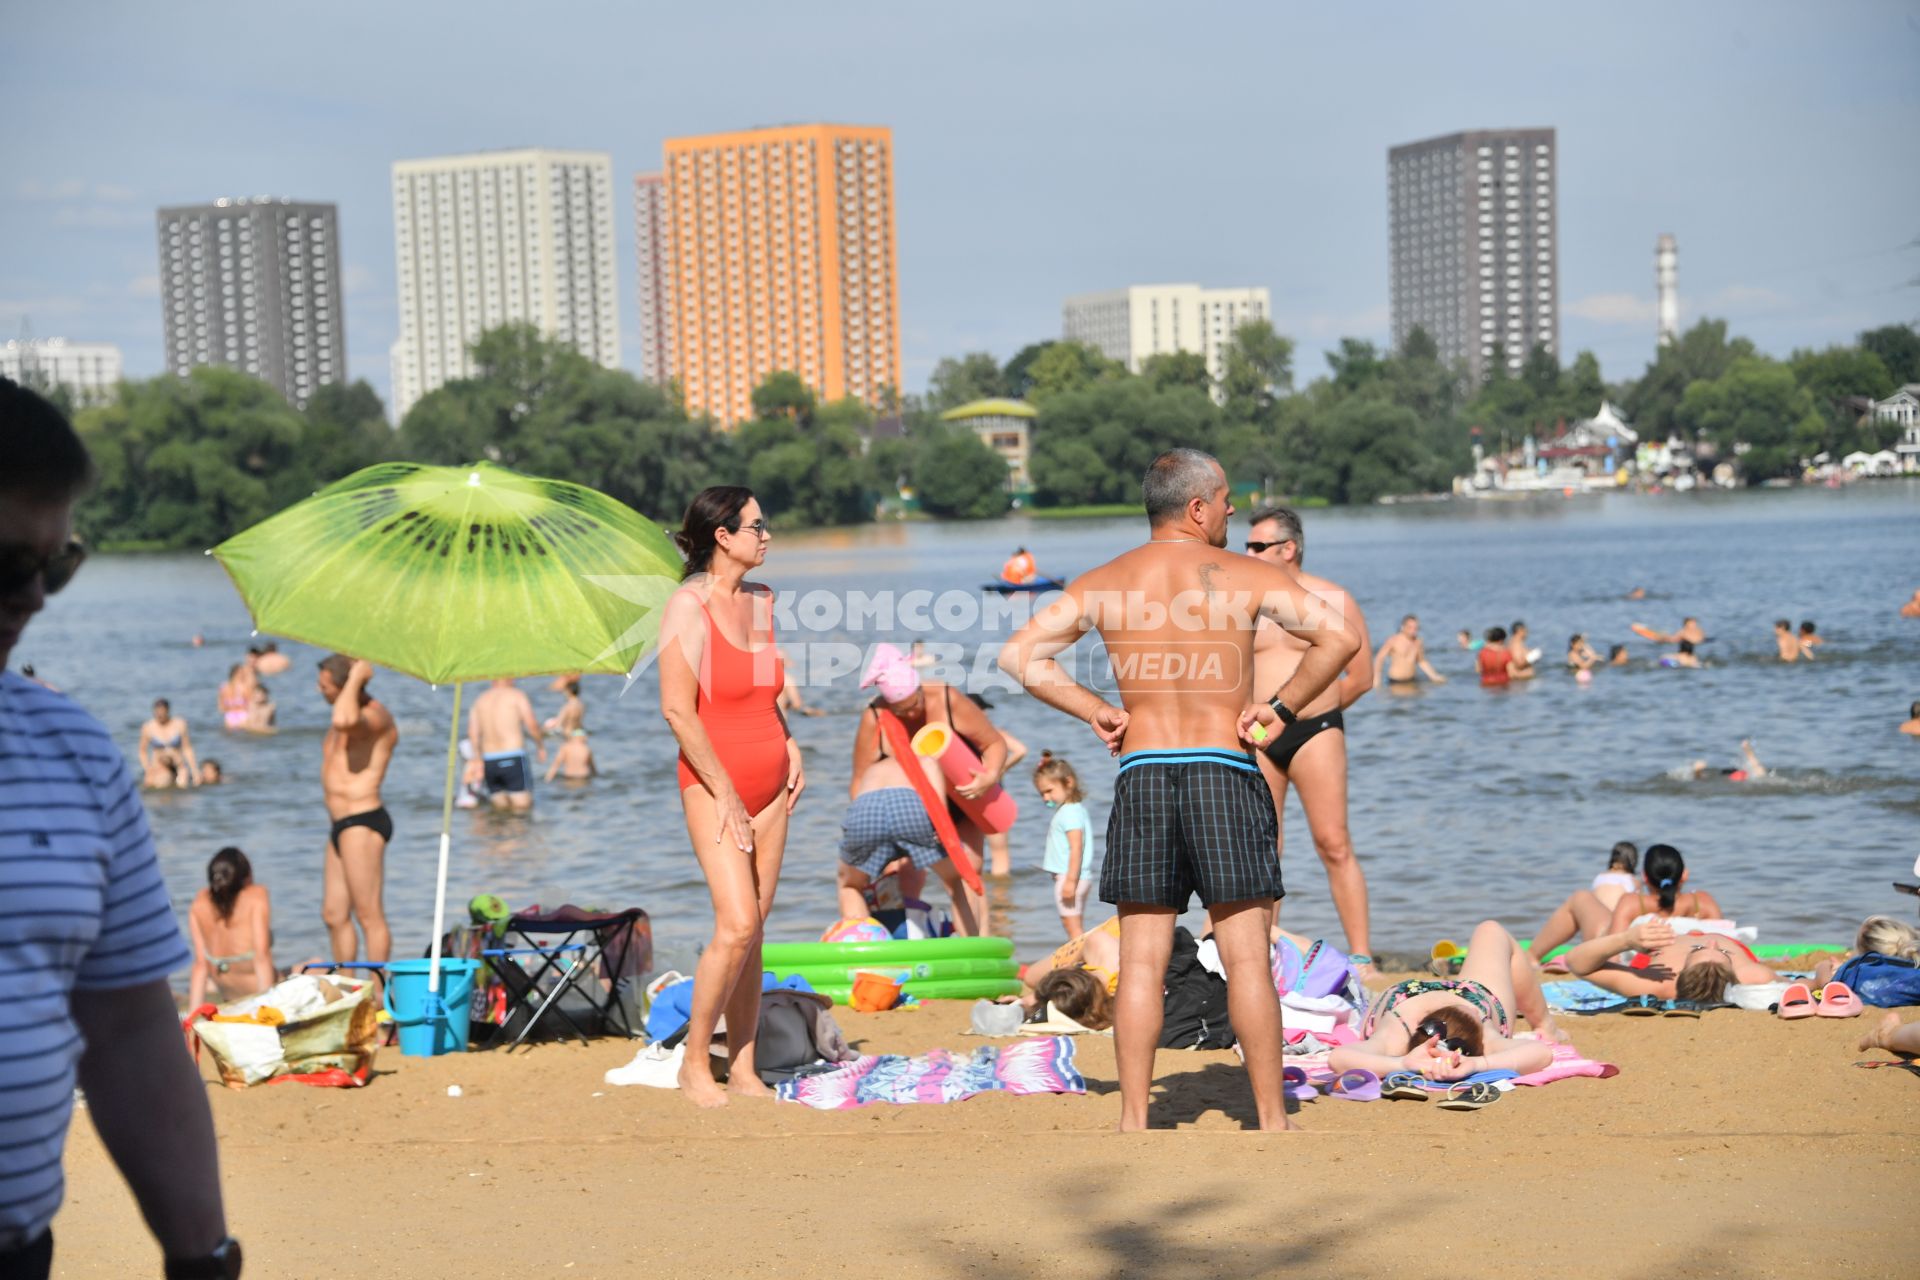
[1542,979,1625,1013]
[1507,1040,1619,1087]
[775,1035,1084,1108]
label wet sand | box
[58,982,1917,1278]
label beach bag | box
[186,974,380,1089]
[1833,952,1920,1008]
[1274,938,1353,999]
[1160,928,1235,1050]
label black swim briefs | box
[1100,749,1281,910]
[329,805,393,853]
[482,750,531,795]
[1262,708,1344,772]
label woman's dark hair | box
[674,486,755,580]
[1608,841,1638,873]
[1414,1005,1483,1057]
[1798,620,1816,635]
[1910,700,1920,720]
[1567,634,1584,649]
[1643,843,1685,912]
[207,846,252,921]
[1034,967,1112,1031]
[1608,644,1627,660]
[1485,626,1507,644]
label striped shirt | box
[0,671,191,1249]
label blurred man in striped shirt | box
[0,378,238,1279]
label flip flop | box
[1329,1069,1381,1101]
[1777,982,1817,1020]
[1381,1072,1431,1101]
[1281,1064,1318,1102]
[1621,996,1664,1017]
[1436,1082,1502,1111]
[1661,1001,1703,1018]
[1816,981,1863,1018]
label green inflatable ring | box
[762,936,1015,967]
[767,957,1019,986]
[1521,940,1842,962]
[804,976,1024,1006]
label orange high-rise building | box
[657,123,901,428]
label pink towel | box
[1508,1040,1618,1086]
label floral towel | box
[775,1035,1084,1109]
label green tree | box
[915,429,1011,518]
[1219,320,1294,421]
[1141,350,1213,396]
[300,379,393,488]
[1025,341,1124,401]
[1028,379,1216,506]
[1325,338,1386,395]
[1400,325,1439,362]
[1001,341,1054,399]
[1858,323,1920,386]
[926,353,1006,412]
[1622,318,1755,440]
[751,370,816,424]
[1674,357,1824,481]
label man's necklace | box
[1154,538,1207,545]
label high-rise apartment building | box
[633,172,673,386]
[657,123,901,428]
[389,149,620,420]
[156,198,344,409]
[1061,283,1270,383]
[1388,128,1557,383]
[0,338,123,406]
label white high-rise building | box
[633,172,672,387]
[0,338,123,406]
[157,197,345,409]
[1061,284,1271,383]
[389,148,620,420]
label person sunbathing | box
[1528,842,1725,963]
[1329,921,1559,1081]
[187,847,277,1009]
[1015,915,1121,1012]
[1561,918,1776,1005]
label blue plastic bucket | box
[383,958,481,1056]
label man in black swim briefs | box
[1245,507,1379,977]
[1000,449,1358,1132]
[317,654,399,968]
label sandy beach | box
[57,972,1917,1279]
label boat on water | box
[982,575,1070,594]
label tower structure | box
[1656,233,1679,348]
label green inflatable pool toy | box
[762,936,1014,967]
[803,976,1024,1006]
[1518,940,1842,962]
[768,957,1020,986]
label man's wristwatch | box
[1267,696,1299,726]
[165,1237,242,1280]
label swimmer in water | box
[1375,615,1446,686]
[1797,620,1822,655]
[1690,739,1766,781]
[1641,616,1706,645]
[544,679,586,735]
[1902,589,1920,620]
[138,697,200,788]
[1456,628,1483,652]
[251,641,291,676]
[1662,639,1701,669]
[198,758,224,785]
[775,644,824,717]
[545,728,597,780]
[1608,643,1630,666]
[1900,701,1919,738]
[1566,634,1599,672]
[1626,586,1647,601]
[1507,621,1537,680]
[1773,619,1802,663]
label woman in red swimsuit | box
[660,486,804,1108]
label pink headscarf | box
[860,642,920,704]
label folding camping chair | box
[480,907,651,1051]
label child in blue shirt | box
[1034,752,1093,938]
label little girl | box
[1034,753,1093,939]
[1590,841,1638,910]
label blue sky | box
[2,1,1916,411]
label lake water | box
[21,482,1920,978]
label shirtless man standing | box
[1000,450,1358,1132]
[1244,507,1377,975]
[316,654,399,966]
[1374,614,1446,688]
[464,677,546,812]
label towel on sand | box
[1288,1039,1617,1092]
[776,1036,1085,1109]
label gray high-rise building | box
[1388,128,1556,384]
[157,198,345,409]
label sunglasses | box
[1414,1017,1470,1054]
[1245,539,1292,555]
[730,518,770,539]
[0,540,87,596]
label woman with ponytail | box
[1602,843,1726,934]
[659,486,803,1108]
[187,847,276,1008]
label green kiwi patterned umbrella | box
[212,461,681,993]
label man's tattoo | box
[1198,561,1220,594]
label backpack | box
[1834,952,1920,1008]
[1160,927,1235,1050]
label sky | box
[3,1,1917,412]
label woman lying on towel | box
[1562,917,1776,1005]
[1329,922,1560,1081]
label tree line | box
[57,317,1920,551]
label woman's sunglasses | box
[1415,1017,1470,1054]
[729,518,770,539]
[0,540,87,596]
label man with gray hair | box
[1243,506,1377,974]
[1000,449,1359,1131]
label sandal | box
[1621,996,1664,1017]
[1436,1081,1502,1111]
[1776,982,1816,1020]
[1381,1071,1431,1101]
[1816,981,1863,1018]
[1281,1064,1318,1102]
[1329,1069,1381,1101]
[1661,1001,1703,1019]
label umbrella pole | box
[427,681,464,994]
